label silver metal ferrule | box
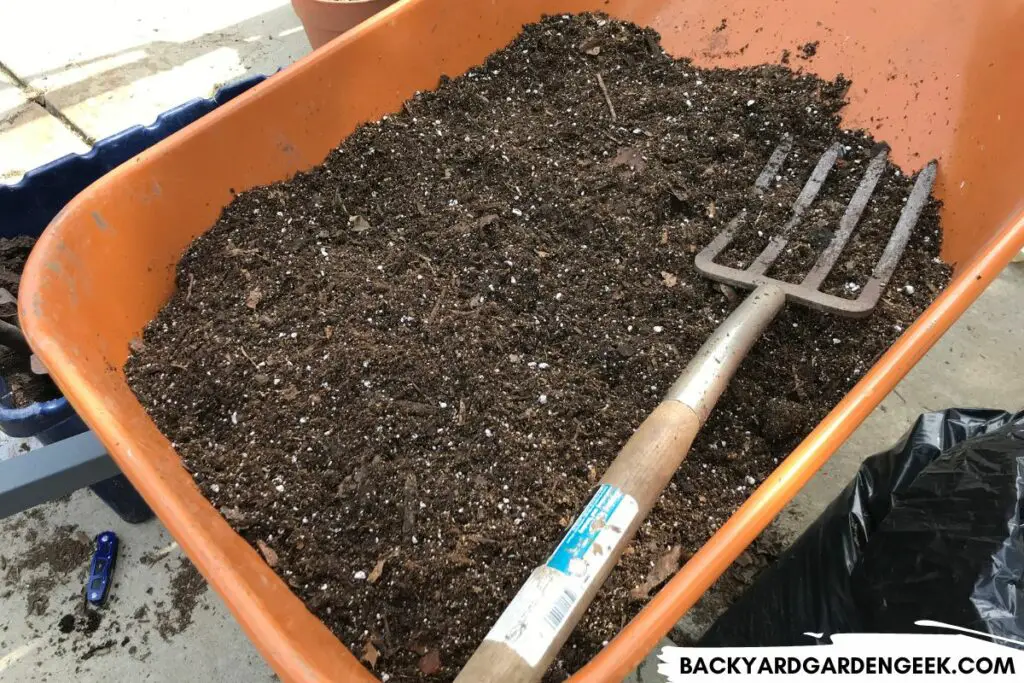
[665,284,787,423]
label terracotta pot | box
[291,0,399,50]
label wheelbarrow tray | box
[19,0,1024,680]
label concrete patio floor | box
[0,2,1021,681]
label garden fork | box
[457,139,937,683]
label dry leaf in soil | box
[610,146,646,172]
[718,283,739,304]
[350,215,372,232]
[578,36,602,56]
[418,650,442,675]
[245,287,263,310]
[368,548,400,584]
[476,213,499,228]
[362,640,380,669]
[661,271,678,288]
[256,540,279,568]
[630,545,682,599]
[220,506,245,522]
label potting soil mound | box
[125,14,950,681]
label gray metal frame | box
[0,431,118,519]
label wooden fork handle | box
[456,400,700,683]
[456,285,786,683]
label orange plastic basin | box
[19,0,1024,680]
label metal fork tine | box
[754,134,793,191]
[802,147,889,289]
[858,161,938,304]
[694,135,937,319]
[747,142,844,275]
[694,213,745,269]
[788,142,845,217]
[695,136,795,268]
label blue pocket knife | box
[86,531,119,605]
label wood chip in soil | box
[125,13,950,682]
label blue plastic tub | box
[0,376,75,439]
[1,75,266,239]
[0,74,266,522]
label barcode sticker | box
[484,566,581,667]
[484,486,639,667]
[542,585,580,632]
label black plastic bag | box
[700,408,1024,647]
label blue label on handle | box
[547,484,626,575]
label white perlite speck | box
[353,571,367,580]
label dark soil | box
[0,523,106,648]
[155,559,207,640]
[125,13,950,682]
[79,639,115,661]
[0,235,35,300]
[0,509,213,673]
[79,607,102,635]
[0,347,61,408]
[3,524,91,597]
[58,614,76,634]
[799,41,820,60]
[0,235,62,408]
